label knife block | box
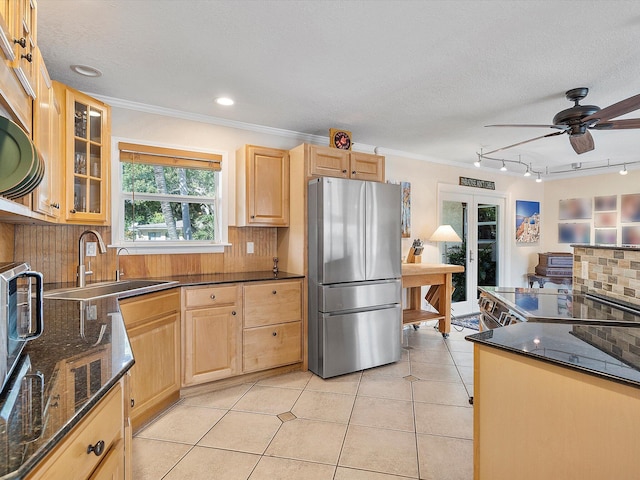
[406,247,422,263]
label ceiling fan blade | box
[485,124,567,130]
[582,93,640,123]
[482,131,565,156]
[590,118,640,130]
[569,130,594,154]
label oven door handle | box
[21,271,44,340]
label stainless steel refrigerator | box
[308,177,402,378]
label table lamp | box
[429,225,462,263]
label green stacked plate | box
[0,116,43,199]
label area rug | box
[451,314,480,331]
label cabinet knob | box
[250,215,255,219]
[352,171,356,175]
[232,311,237,316]
[13,37,26,48]
[70,209,77,214]
[21,53,32,63]
[87,440,105,457]
[210,294,216,300]
[131,398,135,408]
[342,169,347,173]
[272,290,277,295]
[272,331,277,337]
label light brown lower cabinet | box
[182,284,243,386]
[118,289,181,430]
[243,279,303,373]
[182,279,303,385]
[26,378,127,480]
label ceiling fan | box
[484,87,640,155]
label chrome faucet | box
[115,247,130,282]
[77,230,107,287]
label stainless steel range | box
[0,263,44,394]
[478,286,640,329]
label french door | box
[439,187,505,315]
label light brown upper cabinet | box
[32,47,61,219]
[0,0,36,134]
[54,81,111,225]
[236,145,289,226]
[307,145,385,182]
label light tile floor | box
[133,323,475,480]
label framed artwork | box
[558,223,591,244]
[594,212,617,228]
[401,181,411,238]
[621,194,640,222]
[595,229,617,244]
[622,225,640,245]
[515,200,540,243]
[594,195,617,212]
[559,198,592,220]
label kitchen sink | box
[44,279,177,301]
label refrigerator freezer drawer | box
[318,280,401,313]
[316,305,401,378]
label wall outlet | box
[86,242,97,257]
[86,304,97,321]
[247,242,254,254]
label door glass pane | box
[478,204,498,288]
[442,200,467,303]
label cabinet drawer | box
[27,382,123,480]
[119,289,180,328]
[244,280,302,328]
[243,321,302,373]
[184,284,240,308]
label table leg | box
[438,273,453,337]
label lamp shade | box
[429,225,462,243]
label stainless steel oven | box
[0,263,44,394]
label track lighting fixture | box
[500,161,507,171]
[536,173,542,183]
[620,164,628,175]
[524,165,531,177]
[474,156,481,168]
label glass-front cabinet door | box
[57,83,110,224]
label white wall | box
[110,107,545,286]
[384,153,543,286]
[541,170,640,252]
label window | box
[114,142,226,252]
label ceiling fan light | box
[500,161,507,171]
[474,158,481,168]
[620,164,628,175]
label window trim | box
[111,137,230,254]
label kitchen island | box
[466,322,640,480]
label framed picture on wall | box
[621,194,640,222]
[401,181,411,238]
[558,223,591,244]
[559,198,592,220]
[515,200,540,243]
[594,195,617,212]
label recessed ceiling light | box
[70,64,102,77]
[215,97,234,106]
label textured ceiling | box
[38,0,640,175]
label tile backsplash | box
[573,246,640,307]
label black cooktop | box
[481,287,640,325]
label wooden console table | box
[401,263,465,338]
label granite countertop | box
[466,322,640,388]
[0,270,304,479]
